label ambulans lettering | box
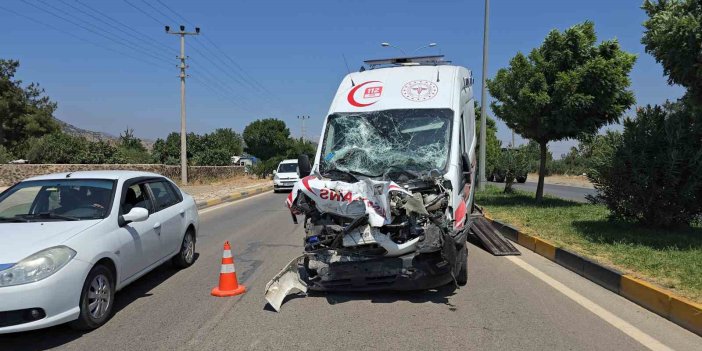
[319,189,354,202]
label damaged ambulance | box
[266,56,477,311]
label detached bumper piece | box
[265,255,308,312]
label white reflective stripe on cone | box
[221,264,236,274]
[222,250,232,259]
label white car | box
[273,159,299,192]
[0,171,199,333]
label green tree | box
[286,137,316,159]
[152,132,181,165]
[192,148,231,166]
[486,21,636,201]
[206,128,243,156]
[0,59,60,151]
[642,0,702,104]
[118,128,146,151]
[116,127,150,163]
[243,119,290,160]
[476,102,502,177]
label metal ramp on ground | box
[469,215,521,256]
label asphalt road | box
[1,192,699,350]
[490,181,597,203]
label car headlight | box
[274,174,280,181]
[0,246,76,287]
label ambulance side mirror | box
[298,155,311,178]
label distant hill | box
[55,118,155,150]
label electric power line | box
[23,0,170,65]
[2,4,167,70]
[55,0,172,60]
[73,0,177,55]
[147,1,280,105]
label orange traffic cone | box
[211,241,246,297]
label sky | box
[0,0,684,157]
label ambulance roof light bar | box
[363,55,450,69]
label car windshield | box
[319,109,453,177]
[0,179,115,222]
[278,163,298,173]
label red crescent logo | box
[347,81,381,107]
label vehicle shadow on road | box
[308,284,459,307]
[0,254,198,351]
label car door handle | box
[179,209,185,215]
[153,222,162,230]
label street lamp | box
[381,42,407,55]
[413,43,437,53]
[381,42,438,56]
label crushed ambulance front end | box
[265,175,468,311]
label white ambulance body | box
[314,60,477,226]
[265,57,477,310]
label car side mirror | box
[298,154,311,178]
[273,170,277,175]
[119,207,149,226]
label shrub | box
[497,147,530,193]
[589,101,702,227]
[23,133,117,164]
[0,145,13,163]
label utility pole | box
[297,115,310,140]
[478,0,490,190]
[166,25,200,185]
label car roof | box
[279,159,298,164]
[24,170,167,182]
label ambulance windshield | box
[319,109,452,178]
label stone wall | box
[0,164,245,186]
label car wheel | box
[70,265,115,331]
[172,229,196,268]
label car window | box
[122,183,154,215]
[0,179,115,221]
[278,163,298,173]
[147,181,180,211]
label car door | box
[116,181,162,281]
[146,180,185,258]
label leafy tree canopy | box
[243,118,291,160]
[642,0,702,103]
[486,21,636,200]
[0,59,60,151]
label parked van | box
[273,159,299,192]
[266,56,477,310]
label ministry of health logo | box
[401,80,439,102]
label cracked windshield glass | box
[320,109,452,179]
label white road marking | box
[198,191,274,215]
[505,256,673,351]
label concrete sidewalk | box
[182,180,271,203]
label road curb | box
[195,184,274,210]
[481,212,702,337]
